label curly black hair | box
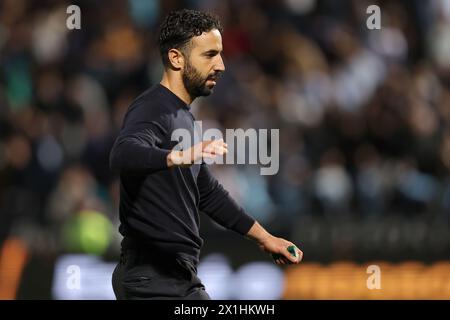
[158,9,223,67]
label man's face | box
[182,29,225,98]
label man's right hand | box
[166,139,228,167]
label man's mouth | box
[207,74,220,82]
[206,76,218,86]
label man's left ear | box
[168,48,185,70]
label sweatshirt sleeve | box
[109,101,172,174]
[197,163,255,235]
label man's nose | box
[214,55,225,73]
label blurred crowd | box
[1,0,450,268]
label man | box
[110,9,303,300]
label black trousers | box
[112,244,210,300]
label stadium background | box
[1,0,450,299]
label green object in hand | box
[272,245,297,260]
[287,245,297,257]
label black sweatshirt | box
[110,84,255,263]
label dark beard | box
[182,60,213,99]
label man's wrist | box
[246,221,272,244]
